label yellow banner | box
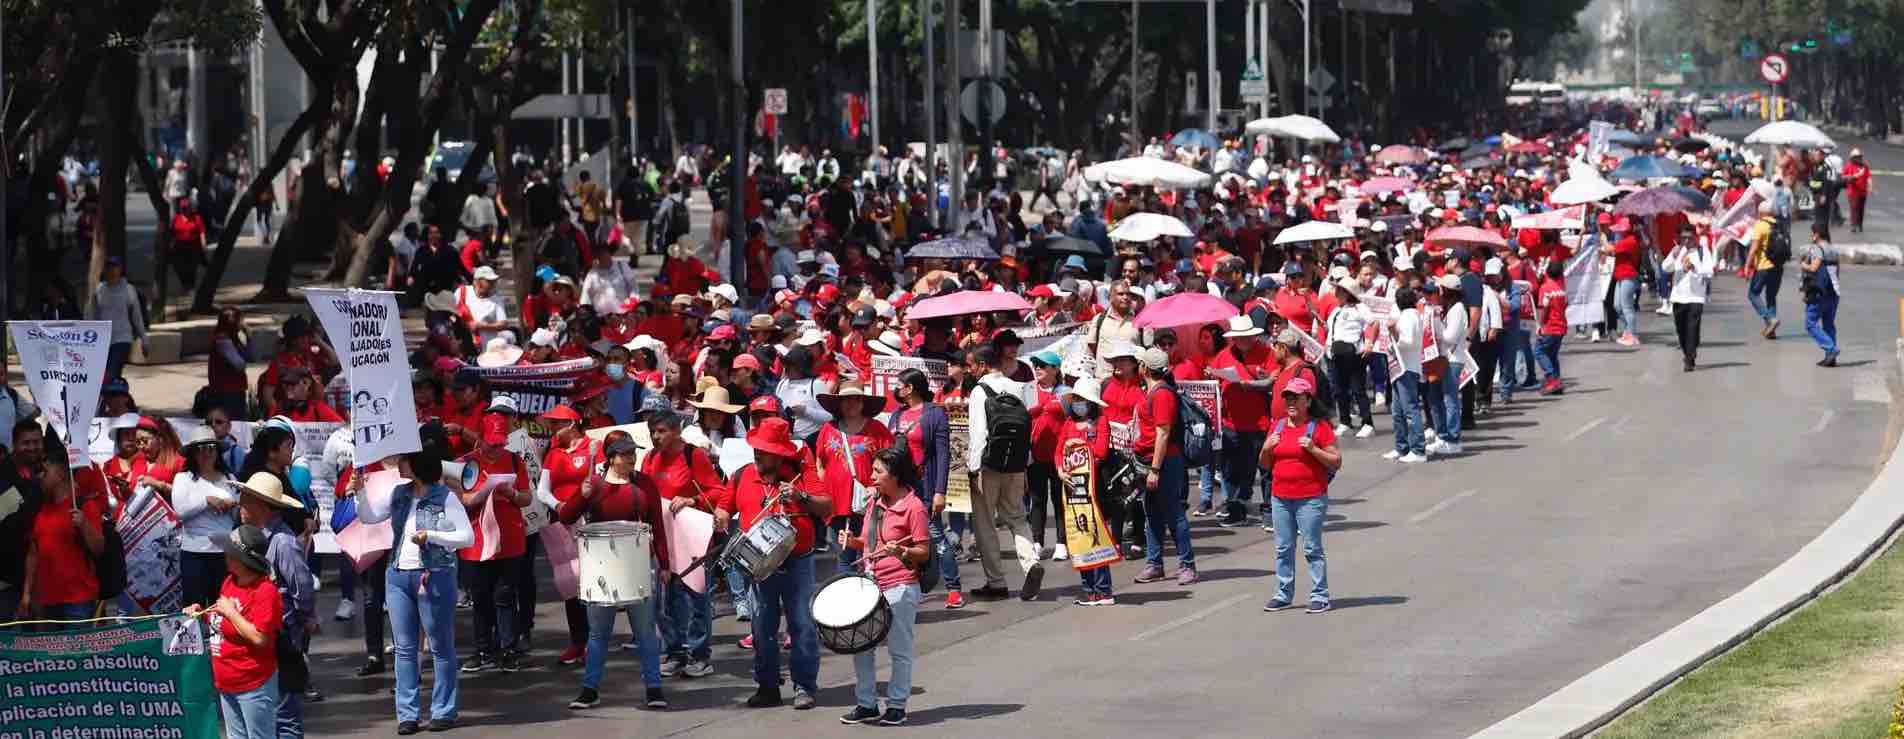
[1060,438,1119,570]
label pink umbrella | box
[1375,146,1429,165]
[1133,292,1239,330]
[905,290,1033,322]
[1425,225,1508,249]
[1359,176,1414,196]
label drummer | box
[717,417,833,710]
[555,436,671,711]
[641,409,726,679]
[837,447,931,727]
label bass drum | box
[809,573,892,655]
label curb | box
[1472,338,1904,739]
[1836,244,1904,267]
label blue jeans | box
[584,594,661,691]
[1438,362,1465,444]
[1270,495,1330,606]
[1197,464,1217,510]
[386,567,459,724]
[929,515,962,592]
[1535,334,1563,382]
[1142,455,1194,570]
[1079,566,1114,596]
[1367,349,1391,395]
[724,519,752,618]
[751,553,819,693]
[659,576,712,662]
[36,601,96,631]
[1805,290,1839,355]
[276,685,303,738]
[853,584,920,710]
[1391,371,1425,456]
[1221,429,1267,513]
[831,517,862,574]
[1614,278,1640,336]
[1497,327,1528,397]
[1748,266,1783,322]
[219,672,279,739]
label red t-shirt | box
[1611,235,1642,281]
[893,407,927,468]
[817,422,894,518]
[286,401,345,424]
[1208,345,1273,432]
[31,471,112,606]
[1133,383,1182,459]
[726,462,827,557]
[542,437,597,503]
[1028,386,1065,465]
[460,239,486,273]
[1098,376,1146,453]
[210,574,282,693]
[1266,419,1337,499]
[1274,288,1318,335]
[641,444,726,508]
[461,452,529,561]
[172,214,205,248]
[1538,278,1569,336]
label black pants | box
[1025,462,1064,547]
[564,598,588,647]
[467,556,523,656]
[513,534,541,647]
[1673,302,1704,365]
[1471,339,1500,409]
[1328,351,1373,428]
[168,245,202,290]
[180,551,228,610]
[361,555,388,657]
[1100,455,1145,554]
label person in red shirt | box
[99,415,147,504]
[1202,316,1272,525]
[188,523,283,738]
[1844,149,1873,233]
[836,446,931,724]
[1023,354,1067,559]
[642,410,726,675]
[1273,262,1322,336]
[555,436,670,710]
[1609,218,1643,346]
[1535,259,1568,394]
[277,367,345,424]
[535,404,594,664]
[1256,376,1341,612]
[815,381,895,568]
[258,317,339,418]
[1133,346,1196,583]
[23,447,112,625]
[136,416,186,502]
[715,417,832,708]
[171,197,209,289]
[439,372,489,456]
[458,413,532,672]
[1096,344,1146,552]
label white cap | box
[1138,346,1169,372]
[706,284,740,305]
[1102,342,1141,361]
[488,395,519,414]
[529,328,559,348]
[472,265,501,281]
[796,249,819,264]
[795,328,827,346]
[1484,257,1504,276]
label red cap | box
[433,356,464,372]
[481,413,512,445]
[571,377,612,403]
[542,404,582,422]
[748,395,782,415]
[732,353,763,372]
[709,325,738,341]
[816,284,840,303]
[1027,284,1056,299]
[1596,212,1615,226]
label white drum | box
[576,521,654,606]
[811,573,892,655]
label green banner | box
[0,617,219,739]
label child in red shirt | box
[1534,260,1568,394]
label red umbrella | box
[904,290,1033,322]
[1133,292,1239,331]
[1425,225,1508,249]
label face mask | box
[1069,401,1093,419]
[605,363,627,381]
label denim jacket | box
[389,482,459,571]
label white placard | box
[306,289,422,464]
[7,321,112,467]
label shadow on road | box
[901,702,1026,726]
[1329,595,1409,610]
[1192,568,1270,582]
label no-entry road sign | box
[1760,54,1790,85]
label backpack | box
[1272,418,1337,481]
[1765,223,1793,267]
[975,383,1032,473]
[1285,362,1334,421]
[1156,383,1216,467]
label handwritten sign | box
[306,289,421,462]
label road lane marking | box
[1565,417,1608,442]
[1128,592,1254,642]
[1408,489,1479,525]
[1609,414,1634,434]
[1809,409,1835,434]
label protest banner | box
[1059,437,1118,571]
[1564,232,1609,327]
[469,358,598,416]
[307,289,421,463]
[1362,293,1396,322]
[1587,120,1614,161]
[293,421,345,554]
[1177,380,1222,450]
[118,488,183,616]
[1294,325,1327,365]
[7,321,112,467]
[1014,321,1083,355]
[943,402,972,513]
[869,355,948,402]
[0,617,219,738]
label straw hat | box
[476,337,524,368]
[688,385,746,415]
[236,472,304,510]
[818,380,890,417]
[1222,315,1264,338]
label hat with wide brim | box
[745,417,802,459]
[184,425,219,449]
[423,290,459,312]
[1063,377,1108,407]
[476,337,524,368]
[236,471,305,510]
[688,385,747,415]
[869,331,905,357]
[1221,314,1264,338]
[817,380,890,417]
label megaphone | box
[440,461,478,490]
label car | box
[430,141,496,184]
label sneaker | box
[620,640,641,652]
[1097,594,1117,606]
[355,658,385,677]
[461,653,494,673]
[1424,440,1445,455]
[1332,423,1350,437]
[1356,424,1375,439]
[1217,512,1249,528]
[1766,317,1780,338]
[1263,599,1294,612]
[1020,562,1046,601]
[1373,391,1387,408]
[1177,567,1199,585]
[398,721,421,735]
[1821,353,1839,368]
[970,585,1011,599]
[841,705,883,725]
[880,707,908,726]
[1655,303,1672,316]
[735,608,752,623]
[792,689,816,710]
[1074,594,1100,606]
[1306,601,1333,614]
[644,687,669,709]
[660,656,685,677]
[1133,565,1166,583]
[498,650,522,673]
[334,598,356,622]
[426,718,454,732]
[683,659,714,678]
[745,686,784,708]
[1616,333,1639,347]
[739,634,755,650]
[1381,450,1402,460]
[1262,520,1274,533]
[944,590,966,609]
[456,594,472,610]
[312,573,322,591]
[568,688,601,709]
[1398,453,1427,463]
[1424,428,1438,444]
[557,644,585,666]
[1440,442,1463,455]
[1052,544,1069,561]
[1191,505,1211,518]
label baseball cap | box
[472,265,501,281]
[1274,328,1304,347]
[1137,347,1169,372]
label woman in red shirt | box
[100,415,147,504]
[1256,377,1341,613]
[187,523,282,739]
[171,197,209,289]
[1054,377,1115,605]
[22,448,111,626]
[816,382,895,572]
[537,404,595,665]
[1132,347,1195,585]
[1273,262,1322,336]
[459,414,532,672]
[1609,219,1643,346]
[137,416,186,502]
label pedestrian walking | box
[1843,149,1872,234]
[1745,201,1788,339]
[1800,221,1841,367]
[1662,223,1715,371]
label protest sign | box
[0,617,219,738]
[307,289,421,462]
[1587,120,1614,161]
[1177,380,1223,451]
[1294,325,1327,365]
[292,421,345,554]
[470,358,598,416]
[1564,232,1609,327]
[118,488,183,616]
[869,355,948,402]
[7,321,112,467]
[943,402,972,513]
[1059,438,1118,571]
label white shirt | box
[1478,285,1505,335]
[1663,244,1716,304]
[1438,304,1471,360]
[966,372,1037,472]
[460,194,497,230]
[358,478,476,571]
[171,472,238,553]
[582,260,640,315]
[1394,308,1425,373]
[1327,303,1371,352]
[457,285,509,345]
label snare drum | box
[576,521,655,606]
[810,573,892,655]
[719,513,798,581]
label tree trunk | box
[86,52,141,316]
[127,122,173,323]
[192,103,325,313]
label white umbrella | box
[1550,176,1621,206]
[1272,219,1355,245]
[1245,115,1342,143]
[1083,157,1213,189]
[1108,212,1194,242]
[1743,120,1835,149]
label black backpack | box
[1765,224,1793,267]
[1152,383,1216,468]
[975,384,1032,473]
